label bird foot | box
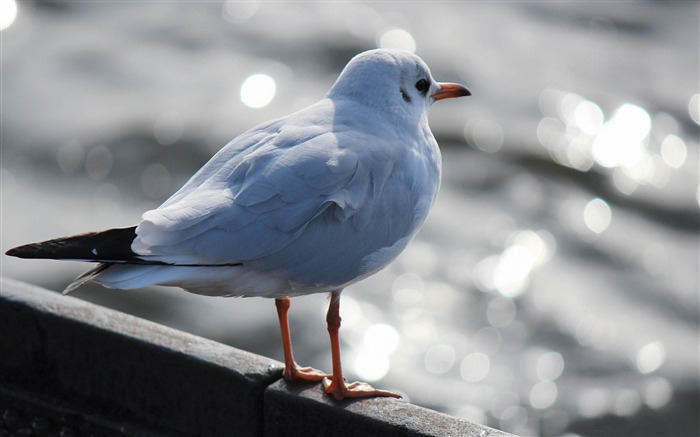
[284,364,329,383]
[322,377,402,400]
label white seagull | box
[7,49,470,399]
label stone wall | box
[0,277,514,437]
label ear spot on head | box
[400,88,412,103]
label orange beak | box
[433,82,471,101]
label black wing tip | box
[6,243,48,259]
[5,226,139,262]
[5,246,22,258]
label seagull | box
[6,49,470,399]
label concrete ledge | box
[265,380,512,437]
[0,277,282,435]
[0,277,515,436]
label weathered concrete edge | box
[264,380,515,437]
[0,276,283,436]
[0,276,515,437]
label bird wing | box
[131,106,397,269]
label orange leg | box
[275,297,328,382]
[322,290,402,400]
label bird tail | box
[6,226,141,294]
[6,226,253,295]
[63,263,110,294]
[6,226,140,263]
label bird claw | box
[284,364,330,383]
[322,377,402,400]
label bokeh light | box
[660,135,687,168]
[644,377,673,409]
[355,350,390,382]
[222,0,260,23]
[592,104,650,169]
[530,380,558,409]
[689,94,699,125]
[377,28,416,52]
[535,89,691,200]
[425,343,456,374]
[474,229,554,297]
[473,327,502,356]
[574,100,604,136]
[153,111,184,145]
[460,352,490,382]
[0,0,17,31]
[583,198,611,234]
[337,295,362,329]
[55,141,85,175]
[364,323,400,354]
[354,323,400,382]
[464,118,504,153]
[240,73,276,108]
[537,352,564,381]
[578,387,609,418]
[493,245,536,297]
[636,341,665,374]
[499,405,529,433]
[612,389,642,417]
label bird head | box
[327,49,470,121]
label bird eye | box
[415,79,429,95]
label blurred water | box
[1,2,698,436]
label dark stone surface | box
[0,277,284,436]
[0,277,514,436]
[264,380,514,437]
[1,385,162,437]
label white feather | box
[72,49,460,297]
